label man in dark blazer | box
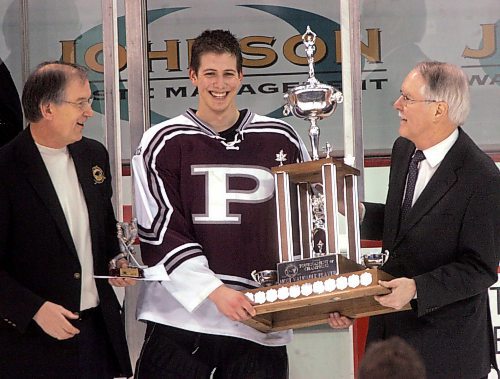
[0,61,133,378]
[356,62,500,378]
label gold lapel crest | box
[92,165,106,184]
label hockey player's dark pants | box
[134,322,288,379]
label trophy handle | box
[330,91,344,104]
[251,270,259,283]
[381,250,390,264]
[283,97,291,116]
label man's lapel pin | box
[92,165,106,184]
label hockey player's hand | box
[328,312,353,329]
[209,285,256,321]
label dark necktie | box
[400,150,426,220]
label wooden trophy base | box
[241,268,411,332]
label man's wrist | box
[359,202,366,222]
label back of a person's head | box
[358,337,426,379]
[189,29,242,74]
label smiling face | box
[37,78,94,148]
[189,52,242,127]
[393,70,441,149]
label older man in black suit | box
[0,61,133,378]
[329,61,500,378]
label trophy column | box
[344,174,361,263]
[273,158,363,283]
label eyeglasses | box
[398,91,439,106]
[61,97,94,110]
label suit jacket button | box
[74,272,81,279]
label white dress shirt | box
[408,129,459,206]
[37,144,99,310]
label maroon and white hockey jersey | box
[132,109,309,345]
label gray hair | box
[415,61,470,126]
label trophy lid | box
[283,25,344,120]
[283,26,343,160]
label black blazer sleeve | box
[0,167,46,331]
[360,202,385,240]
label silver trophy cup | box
[283,26,343,160]
[362,251,389,268]
[251,270,278,287]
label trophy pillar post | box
[275,171,294,262]
[344,174,361,263]
[322,163,340,254]
[297,182,313,260]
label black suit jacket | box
[0,128,132,378]
[0,61,23,147]
[362,128,500,379]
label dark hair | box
[189,29,242,74]
[358,337,426,379]
[22,61,88,123]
